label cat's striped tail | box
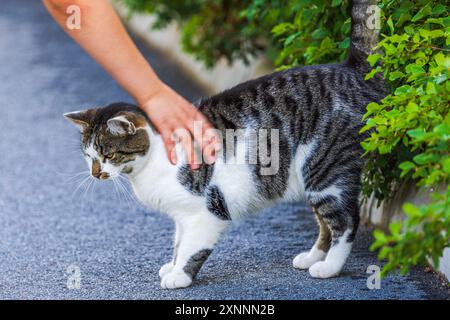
[346,0,380,73]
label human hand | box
[141,83,219,170]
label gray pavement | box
[0,0,448,300]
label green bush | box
[119,0,351,67]
[120,0,450,276]
[360,0,449,276]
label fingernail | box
[170,149,177,165]
[203,150,216,165]
[209,150,217,163]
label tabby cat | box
[65,0,387,289]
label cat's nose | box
[93,172,110,180]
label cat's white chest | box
[129,141,205,217]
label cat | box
[64,0,387,289]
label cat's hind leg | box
[160,212,229,289]
[293,208,331,269]
[307,195,359,279]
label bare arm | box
[43,0,216,168]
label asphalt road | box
[0,0,448,300]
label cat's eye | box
[104,153,115,160]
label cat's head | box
[64,102,151,180]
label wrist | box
[137,81,166,109]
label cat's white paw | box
[159,262,174,278]
[308,261,341,279]
[293,248,326,269]
[293,252,321,269]
[161,270,192,289]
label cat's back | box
[198,63,386,139]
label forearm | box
[42,0,162,105]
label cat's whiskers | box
[110,175,126,204]
[111,177,122,203]
[116,179,133,207]
[58,172,93,189]
[113,175,135,209]
[81,176,95,200]
[71,175,92,200]
[117,175,136,203]
[57,171,89,182]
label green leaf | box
[367,54,381,67]
[331,0,342,7]
[389,222,402,236]
[426,82,436,94]
[435,53,450,68]
[365,67,382,80]
[339,37,351,49]
[373,229,388,244]
[405,102,419,113]
[407,128,425,139]
[413,153,439,165]
[387,16,394,35]
[394,85,412,95]
[403,203,421,217]
[405,64,425,75]
[411,4,432,22]
[284,32,300,46]
[432,4,446,15]
[389,71,405,81]
[399,161,415,173]
[311,28,328,39]
[271,23,294,36]
[442,158,450,174]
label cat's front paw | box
[161,270,192,289]
[159,262,174,278]
[308,261,341,279]
[293,252,321,269]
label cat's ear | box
[64,109,96,132]
[107,114,137,136]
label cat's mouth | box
[92,172,110,180]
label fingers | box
[162,123,200,170]
[160,129,177,165]
[189,110,221,165]
[203,127,222,165]
[174,127,200,170]
[163,118,217,169]
[160,124,196,169]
